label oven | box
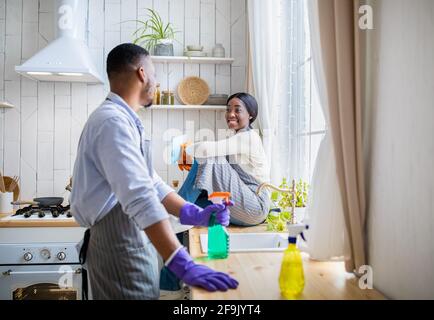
[1,264,82,300]
[0,228,85,300]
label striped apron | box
[79,138,161,300]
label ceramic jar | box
[212,43,225,58]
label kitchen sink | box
[199,232,288,253]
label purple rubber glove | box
[179,201,234,227]
[167,247,239,292]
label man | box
[71,43,238,299]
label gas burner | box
[14,204,72,219]
[23,210,33,218]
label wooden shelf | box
[151,55,234,65]
[147,105,226,110]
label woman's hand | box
[178,142,193,171]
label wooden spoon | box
[0,171,6,193]
[8,176,19,192]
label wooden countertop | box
[189,225,386,300]
[0,213,80,228]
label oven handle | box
[2,268,82,276]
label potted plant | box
[133,8,177,56]
[265,178,309,232]
[291,179,309,223]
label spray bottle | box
[279,223,308,299]
[207,192,231,259]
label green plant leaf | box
[130,8,177,50]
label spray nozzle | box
[208,192,231,205]
[287,223,309,243]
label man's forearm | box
[161,191,186,217]
[144,219,182,261]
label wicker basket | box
[177,76,210,105]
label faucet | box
[256,180,297,224]
[65,176,72,192]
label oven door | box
[0,264,82,300]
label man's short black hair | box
[106,43,150,79]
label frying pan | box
[12,197,64,207]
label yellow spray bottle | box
[279,223,308,300]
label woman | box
[178,93,270,226]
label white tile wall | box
[0,0,247,199]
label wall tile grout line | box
[1,0,5,173]
[18,30,21,198]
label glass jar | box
[153,83,161,105]
[161,90,175,105]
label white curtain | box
[303,0,350,260]
[247,0,283,184]
[248,0,350,261]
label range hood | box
[15,0,103,83]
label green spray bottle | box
[207,192,231,259]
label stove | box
[15,204,72,218]
[4,204,73,221]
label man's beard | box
[141,83,154,108]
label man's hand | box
[179,201,234,227]
[167,247,238,292]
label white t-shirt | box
[186,128,270,184]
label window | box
[278,0,326,183]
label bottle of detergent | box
[207,192,231,259]
[279,223,308,299]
